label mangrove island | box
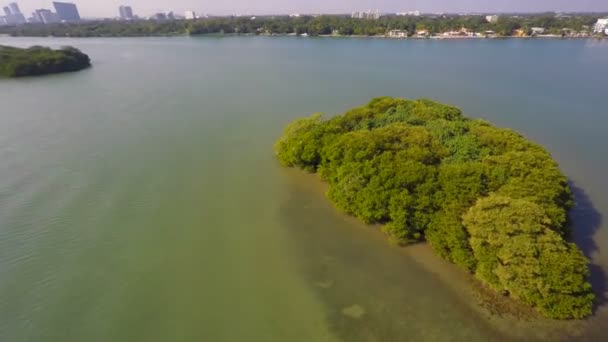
[0,45,91,78]
[275,97,594,319]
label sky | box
[10,0,608,18]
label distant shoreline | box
[2,13,606,40]
[314,34,607,40]
[1,33,606,40]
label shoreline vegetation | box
[289,169,581,340]
[0,45,90,78]
[0,14,606,39]
[274,97,595,320]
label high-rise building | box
[34,9,60,24]
[119,5,133,20]
[185,10,196,20]
[53,2,80,22]
[151,12,166,21]
[8,2,21,15]
[27,14,41,23]
[351,10,380,20]
[12,12,25,24]
[32,9,44,22]
[2,3,25,24]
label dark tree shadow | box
[569,181,607,313]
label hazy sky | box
[13,0,608,18]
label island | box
[275,97,594,319]
[0,45,91,78]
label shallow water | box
[0,36,607,341]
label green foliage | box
[273,113,325,171]
[0,45,90,78]
[275,97,592,319]
[463,195,593,319]
[0,13,604,38]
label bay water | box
[1,36,607,341]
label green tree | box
[0,45,90,78]
[275,97,593,319]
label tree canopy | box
[275,97,593,319]
[0,45,90,78]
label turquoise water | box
[0,36,607,341]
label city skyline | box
[9,0,608,19]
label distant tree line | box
[0,45,90,77]
[0,13,604,37]
[275,97,594,319]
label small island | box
[275,97,594,319]
[0,45,91,78]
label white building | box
[485,15,499,23]
[185,10,196,20]
[594,18,608,33]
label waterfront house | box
[531,27,546,35]
[388,30,408,38]
[579,31,591,37]
[513,29,527,37]
[416,29,430,37]
[442,28,475,37]
[460,28,475,37]
[562,28,572,36]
